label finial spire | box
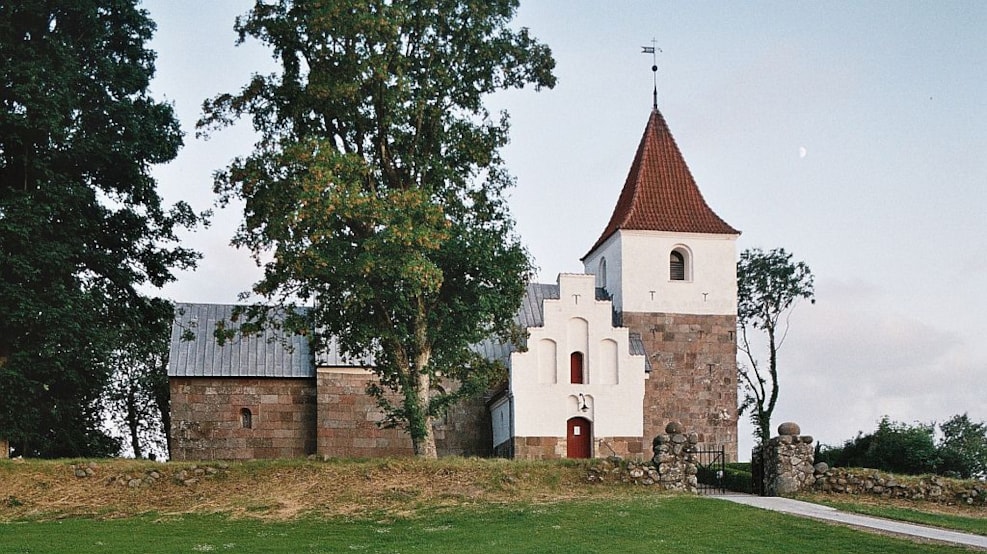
[641,39,661,109]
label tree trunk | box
[412,370,438,458]
[0,349,8,458]
[126,385,143,459]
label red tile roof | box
[584,109,739,259]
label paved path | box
[712,494,987,550]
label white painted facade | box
[507,273,646,442]
[583,230,738,317]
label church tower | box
[582,107,740,460]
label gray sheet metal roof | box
[170,283,649,377]
[168,303,316,378]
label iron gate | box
[694,447,726,494]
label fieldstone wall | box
[623,312,738,461]
[650,421,700,492]
[754,422,815,496]
[170,377,317,460]
[812,466,987,506]
[587,422,700,492]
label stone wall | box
[510,437,566,459]
[508,436,645,460]
[812,467,987,506]
[587,422,700,492]
[753,422,815,496]
[316,369,489,458]
[650,421,700,492]
[623,312,738,461]
[170,377,317,460]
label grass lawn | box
[802,495,987,537]
[1,496,975,554]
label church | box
[167,104,741,462]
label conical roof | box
[584,108,739,259]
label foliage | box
[102,299,173,459]
[0,1,202,456]
[721,462,755,494]
[200,0,555,456]
[736,247,815,444]
[816,414,987,478]
[938,414,987,479]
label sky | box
[142,1,987,459]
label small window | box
[240,408,252,429]
[597,258,607,289]
[670,251,685,280]
[570,352,585,384]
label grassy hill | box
[3,458,987,553]
[0,457,637,521]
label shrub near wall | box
[722,462,754,494]
[812,465,987,507]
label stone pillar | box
[651,421,699,493]
[757,422,815,496]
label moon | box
[799,146,807,159]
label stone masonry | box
[170,377,317,460]
[623,312,738,461]
[651,421,701,492]
[511,435,644,460]
[315,369,490,458]
[753,422,815,496]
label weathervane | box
[641,39,661,109]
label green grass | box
[807,498,987,537]
[1,496,973,554]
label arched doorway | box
[567,417,591,458]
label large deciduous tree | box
[0,1,201,457]
[103,298,174,459]
[737,247,815,444]
[200,0,555,457]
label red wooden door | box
[567,417,591,458]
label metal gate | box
[694,447,726,494]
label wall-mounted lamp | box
[578,393,589,413]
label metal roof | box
[169,283,649,377]
[168,303,317,378]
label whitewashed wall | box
[583,230,738,316]
[509,274,646,440]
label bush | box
[720,462,753,493]
[816,414,987,478]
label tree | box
[816,414,987,478]
[736,247,815,444]
[815,416,938,475]
[0,1,201,457]
[938,413,987,479]
[103,298,173,459]
[200,0,555,457]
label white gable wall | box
[509,273,646,440]
[583,230,738,316]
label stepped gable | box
[584,108,739,258]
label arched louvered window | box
[570,352,585,384]
[670,251,685,281]
[240,408,253,429]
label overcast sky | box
[142,1,987,458]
